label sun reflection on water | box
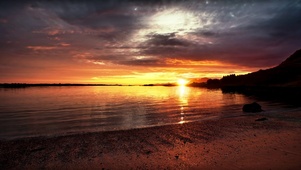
[177,86,189,124]
[179,106,185,124]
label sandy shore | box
[1,113,301,169]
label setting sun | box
[177,79,188,86]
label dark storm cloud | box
[1,0,301,79]
[218,1,301,66]
[118,58,163,66]
[146,33,191,47]
[143,46,186,57]
[194,31,218,37]
[260,4,301,42]
[163,0,301,67]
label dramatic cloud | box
[1,0,301,83]
[146,33,191,47]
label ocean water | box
[0,86,297,139]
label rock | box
[242,102,263,112]
[30,147,46,153]
[255,117,268,121]
[145,150,152,155]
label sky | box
[1,0,301,84]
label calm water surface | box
[0,86,298,139]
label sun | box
[177,78,188,86]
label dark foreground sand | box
[1,113,301,169]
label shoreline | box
[1,113,301,169]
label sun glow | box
[177,78,188,86]
[150,8,200,34]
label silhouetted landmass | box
[142,83,176,86]
[195,49,301,106]
[0,83,124,88]
[202,49,301,88]
[143,84,155,86]
[188,82,206,87]
[1,83,178,88]
[162,83,176,86]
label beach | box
[1,113,301,170]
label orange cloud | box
[165,58,225,66]
[27,46,59,50]
[60,43,71,47]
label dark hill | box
[207,49,301,88]
[279,49,301,66]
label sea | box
[0,86,300,139]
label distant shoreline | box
[0,83,184,88]
[2,83,300,88]
[0,83,128,88]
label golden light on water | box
[179,106,186,124]
[178,85,189,124]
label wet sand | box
[1,113,301,169]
